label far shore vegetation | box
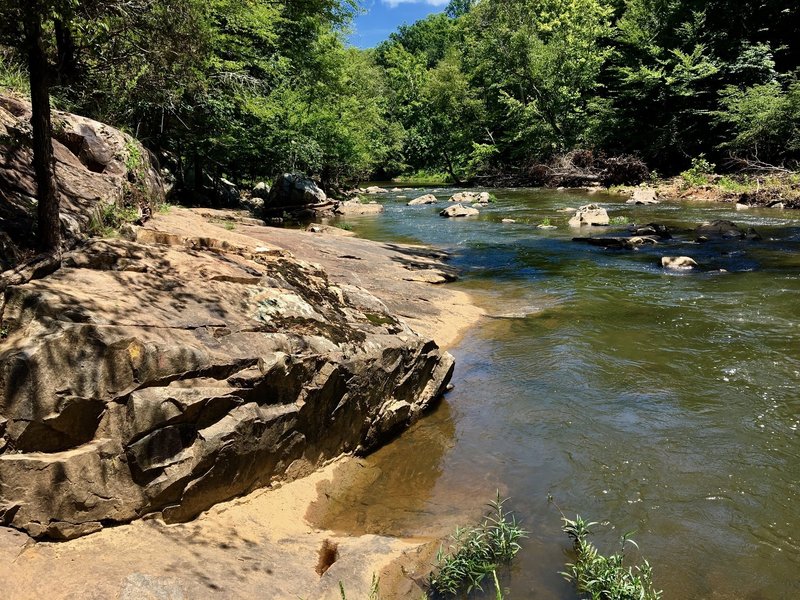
[2,0,798,203]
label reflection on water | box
[315,187,800,599]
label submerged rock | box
[695,220,744,239]
[631,223,672,239]
[573,234,659,249]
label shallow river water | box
[317,187,800,599]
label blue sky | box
[348,0,448,48]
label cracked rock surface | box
[0,209,457,539]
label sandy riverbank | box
[1,208,484,599]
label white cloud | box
[382,0,449,7]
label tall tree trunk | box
[25,7,61,252]
[54,18,78,86]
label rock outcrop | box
[0,209,455,540]
[0,94,164,270]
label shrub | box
[681,155,715,187]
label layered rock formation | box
[0,219,455,539]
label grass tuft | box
[0,54,28,95]
[89,202,140,237]
[560,514,662,600]
[428,493,526,597]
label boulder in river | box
[695,220,745,240]
[662,256,698,270]
[627,188,659,205]
[450,191,492,204]
[574,235,659,249]
[440,204,479,218]
[568,204,609,227]
[336,200,384,215]
[407,194,438,206]
[365,186,388,194]
[631,223,672,239]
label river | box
[314,187,800,599]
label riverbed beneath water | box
[314,187,800,599]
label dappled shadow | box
[0,221,455,541]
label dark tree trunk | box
[193,151,204,193]
[54,19,78,85]
[442,149,463,186]
[25,7,61,252]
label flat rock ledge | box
[0,210,455,540]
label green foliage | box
[428,494,526,597]
[681,155,716,187]
[717,176,750,193]
[393,170,453,185]
[0,52,26,94]
[561,515,662,600]
[124,140,143,174]
[715,81,800,164]
[609,216,630,225]
[89,202,140,237]
[4,0,800,189]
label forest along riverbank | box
[0,207,483,600]
[310,186,800,599]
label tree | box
[1,0,63,251]
[716,80,800,165]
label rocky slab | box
[0,209,457,539]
